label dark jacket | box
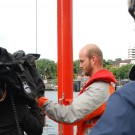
[0,95,43,135]
[89,81,135,135]
[0,47,44,135]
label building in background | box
[128,46,135,59]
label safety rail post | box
[57,0,73,135]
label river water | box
[42,91,79,135]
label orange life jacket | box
[76,84,115,135]
[76,69,116,135]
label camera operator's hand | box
[37,96,49,108]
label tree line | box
[36,58,133,80]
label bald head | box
[79,44,103,76]
[79,44,103,65]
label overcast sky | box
[0,0,134,62]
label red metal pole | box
[57,0,73,135]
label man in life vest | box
[88,1,135,135]
[38,44,116,135]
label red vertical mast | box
[57,0,73,135]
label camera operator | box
[0,47,44,135]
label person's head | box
[128,0,135,20]
[79,44,103,77]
